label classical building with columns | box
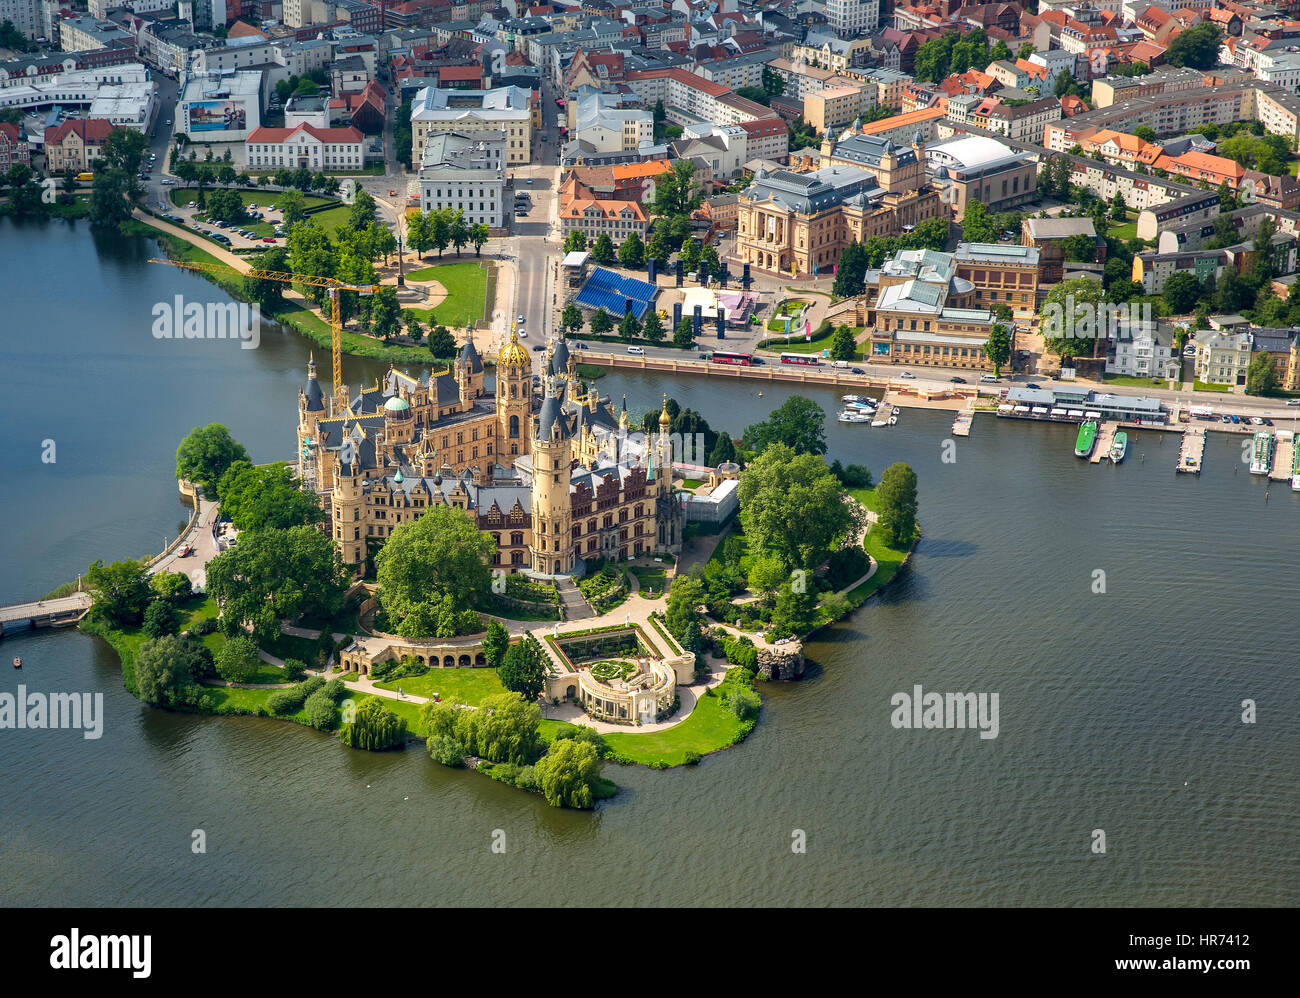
[296,332,683,575]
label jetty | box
[1269,430,1295,481]
[1177,428,1205,474]
[951,403,973,437]
[1090,422,1117,464]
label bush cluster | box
[265,675,324,716]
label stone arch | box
[509,414,520,438]
[458,654,471,667]
[416,655,424,665]
[475,652,486,666]
[443,655,455,668]
[566,684,576,700]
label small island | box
[74,339,918,809]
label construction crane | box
[149,258,379,413]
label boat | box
[837,410,871,423]
[842,395,867,404]
[1248,431,1274,475]
[1292,437,1300,492]
[871,418,888,427]
[1074,419,1098,458]
[846,400,879,413]
[1109,430,1128,464]
[887,415,898,425]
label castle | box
[296,330,684,575]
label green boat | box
[1074,419,1098,458]
[1109,430,1128,464]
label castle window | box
[509,414,519,438]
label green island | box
[72,388,917,810]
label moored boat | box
[1074,419,1098,458]
[1248,431,1274,476]
[1109,430,1127,464]
[837,410,870,423]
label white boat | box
[871,418,888,427]
[837,410,870,423]
[887,415,898,425]
[846,400,879,413]
[842,395,867,404]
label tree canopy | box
[875,462,919,548]
[216,461,324,532]
[176,424,249,497]
[744,395,827,456]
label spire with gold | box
[658,393,672,432]
[498,326,529,369]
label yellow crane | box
[149,257,379,413]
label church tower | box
[530,385,574,576]
[496,328,532,467]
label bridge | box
[0,593,93,637]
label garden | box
[402,260,492,329]
[588,659,637,683]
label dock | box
[1177,428,1205,474]
[1269,430,1295,481]
[951,407,973,437]
[1090,421,1117,464]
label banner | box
[804,319,811,341]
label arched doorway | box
[458,654,471,667]
[475,652,486,666]
[565,685,576,700]
[443,655,455,668]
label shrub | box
[142,600,182,639]
[303,690,339,730]
[338,697,408,750]
[428,733,467,766]
[683,750,702,766]
[728,685,761,721]
[191,616,219,636]
[321,678,346,702]
[282,657,308,681]
[826,545,870,589]
[215,634,260,683]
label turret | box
[530,383,574,576]
[496,327,532,466]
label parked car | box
[899,371,916,379]
[262,236,277,242]
[852,367,864,374]
[517,314,525,324]
[187,201,196,207]
[950,376,967,383]
[516,209,527,217]
[1231,414,1241,423]
[1287,399,1300,406]
[1025,382,1041,390]
[1251,416,1264,425]
[699,353,710,360]
[161,179,174,186]
[1263,418,1274,426]
[532,344,546,351]
[1221,415,1232,423]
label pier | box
[1177,428,1206,474]
[0,593,92,638]
[1269,430,1295,481]
[1090,422,1117,464]
[951,404,973,437]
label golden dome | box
[659,393,672,430]
[498,328,530,370]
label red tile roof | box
[247,123,364,144]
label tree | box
[534,739,602,809]
[649,159,702,223]
[1059,232,1096,263]
[466,692,542,765]
[430,208,451,257]
[215,634,260,683]
[369,286,402,341]
[590,232,616,264]
[736,444,858,572]
[833,241,869,297]
[561,303,584,335]
[746,552,788,604]
[427,324,456,358]
[1134,125,1156,143]
[680,237,701,272]
[1018,42,1035,59]
[673,317,695,349]
[134,635,209,706]
[617,230,646,268]
[349,189,377,230]
[470,222,489,256]
[665,576,705,649]
[142,599,182,639]
[406,314,424,342]
[1163,272,1200,314]
[830,324,857,361]
[276,189,306,229]
[482,619,509,668]
[448,209,469,256]
[151,571,193,605]
[175,424,249,498]
[85,559,152,627]
[647,225,672,269]
[771,582,817,639]
[499,635,547,702]
[89,168,134,228]
[563,229,587,253]
[589,307,613,336]
[206,525,350,643]
[618,309,641,341]
[244,247,290,310]
[984,323,1011,375]
[961,200,998,243]
[374,505,496,635]
[1246,354,1279,396]
[876,462,919,548]
[1165,22,1222,70]
[406,211,431,258]
[338,696,408,750]
[1042,277,1106,360]
[641,306,665,343]
[744,395,827,456]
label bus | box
[710,351,753,366]
[76,172,94,182]
[779,353,820,366]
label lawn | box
[1104,373,1169,388]
[403,259,492,328]
[1193,380,1233,393]
[1107,221,1137,241]
[846,487,914,605]
[758,338,830,355]
[373,667,507,706]
[628,565,667,598]
[599,674,753,767]
[679,478,707,489]
[766,299,811,332]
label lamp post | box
[396,227,405,287]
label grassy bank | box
[404,259,492,328]
[846,487,916,606]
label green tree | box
[348,189,377,229]
[85,558,152,627]
[1165,22,1222,70]
[142,599,182,639]
[771,582,817,639]
[589,307,613,335]
[680,237,701,272]
[960,200,998,243]
[466,692,542,765]
[708,432,736,466]
[672,317,695,349]
[175,424,249,497]
[499,634,547,702]
[369,285,402,341]
[134,635,210,706]
[561,303,584,335]
[338,697,408,750]
[830,324,857,361]
[1042,277,1106,360]
[1246,353,1279,396]
[244,247,290,309]
[276,189,306,229]
[618,309,641,341]
[374,505,496,633]
[533,738,603,808]
[215,634,260,683]
[563,229,587,253]
[617,230,646,267]
[736,444,858,572]
[482,619,509,668]
[876,462,919,548]
[649,159,702,222]
[215,461,325,532]
[984,322,1011,375]
[641,306,665,343]
[406,210,431,258]
[744,395,827,456]
[590,232,616,264]
[1163,271,1200,314]
[430,208,451,257]
[206,525,350,643]
[427,324,456,358]
[449,209,469,256]
[470,222,490,256]
[746,552,788,605]
[150,571,193,604]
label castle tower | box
[383,393,416,447]
[530,386,574,576]
[455,339,485,402]
[297,355,326,485]
[654,393,673,479]
[331,432,366,569]
[496,328,532,467]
